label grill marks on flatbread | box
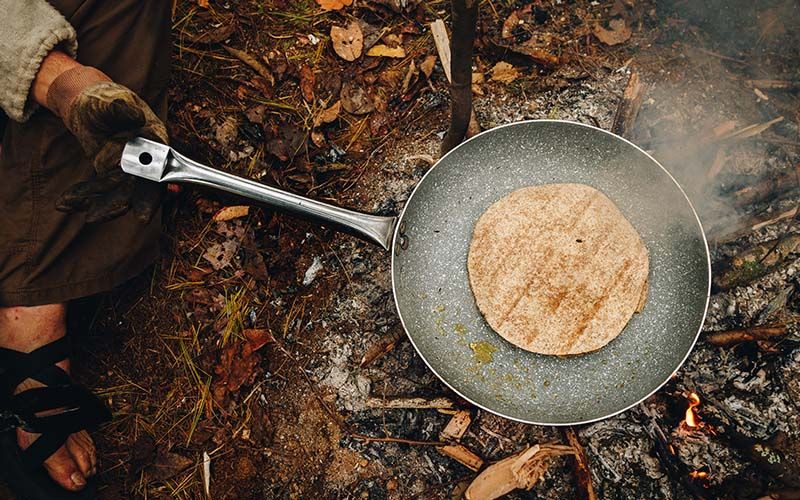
[467,184,649,356]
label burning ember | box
[683,392,701,428]
[689,470,708,480]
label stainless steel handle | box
[122,138,397,250]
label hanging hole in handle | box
[139,152,153,165]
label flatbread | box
[467,183,649,356]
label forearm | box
[31,51,81,111]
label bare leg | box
[0,304,97,491]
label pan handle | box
[122,138,397,250]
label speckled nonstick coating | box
[391,120,710,425]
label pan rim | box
[390,119,711,426]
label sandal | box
[0,336,111,499]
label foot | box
[0,304,97,492]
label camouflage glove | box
[47,66,168,224]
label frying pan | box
[122,120,710,425]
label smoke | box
[632,0,800,244]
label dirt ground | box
[4,0,798,498]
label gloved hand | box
[46,66,168,223]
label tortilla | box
[467,183,649,355]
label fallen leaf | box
[214,116,238,147]
[420,55,436,78]
[366,44,406,58]
[299,64,315,102]
[490,62,520,83]
[202,240,239,270]
[197,0,209,7]
[501,5,531,39]
[212,330,274,404]
[340,82,375,115]
[331,22,363,61]
[150,451,194,481]
[500,40,559,66]
[316,0,352,11]
[245,104,267,124]
[212,205,250,222]
[188,19,236,44]
[593,18,632,46]
[311,130,326,147]
[313,101,341,127]
[401,60,416,94]
[244,328,274,351]
[265,122,305,161]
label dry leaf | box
[150,451,194,481]
[188,18,235,44]
[212,205,250,222]
[331,22,363,61]
[340,82,374,115]
[311,130,326,148]
[420,55,436,78]
[211,329,274,404]
[366,44,406,58]
[202,240,239,270]
[593,18,632,46]
[490,62,520,83]
[316,0,352,10]
[197,0,209,7]
[299,64,315,102]
[313,101,341,127]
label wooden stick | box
[712,233,800,291]
[562,427,597,500]
[731,164,800,208]
[350,433,446,447]
[747,79,800,91]
[360,329,404,367]
[440,444,484,471]
[709,206,799,246]
[438,0,480,154]
[706,324,790,347]
[365,396,455,409]
[612,70,645,138]
[430,18,481,140]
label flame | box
[689,470,708,479]
[684,392,701,428]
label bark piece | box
[611,70,644,138]
[465,444,575,500]
[440,410,472,441]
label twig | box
[350,433,446,447]
[706,324,790,347]
[562,427,597,500]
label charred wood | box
[712,233,800,291]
